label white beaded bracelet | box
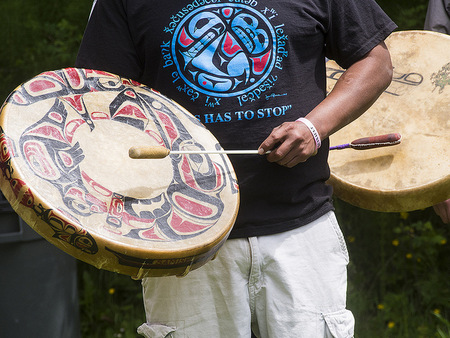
[296,117,321,151]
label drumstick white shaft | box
[129,146,262,159]
[171,150,261,155]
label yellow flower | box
[388,321,395,329]
[400,212,409,220]
[377,304,385,310]
[434,309,441,315]
[347,236,356,243]
[108,288,116,295]
[392,239,399,246]
[441,239,447,245]
[406,253,413,259]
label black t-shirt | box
[76,0,396,238]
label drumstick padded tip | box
[349,133,402,150]
[329,133,402,150]
[129,146,170,159]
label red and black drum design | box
[0,68,239,277]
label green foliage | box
[78,263,144,338]
[0,0,93,102]
[435,312,450,338]
[376,0,429,30]
[336,200,450,337]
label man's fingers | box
[258,125,285,154]
[433,200,450,224]
[258,121,318,167]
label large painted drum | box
[0,68,239,278]
[326,30,450,212]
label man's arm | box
[258,41,393,167]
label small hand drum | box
[326,30,450,212]
[0,68,239,278]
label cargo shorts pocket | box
[328,212,350,264]
[323,309,355,338]
[137,323,176,338]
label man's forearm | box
[308,41,394,141]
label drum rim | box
[329,173,450,212]
[390,29,450,40]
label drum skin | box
[326,31,450,212]
[0,68,239,278]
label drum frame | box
[0,68,240,278]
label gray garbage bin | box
[0,194,81,338]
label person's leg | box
[253,212,354,338]
[138,237,253,338]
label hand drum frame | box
[0,68,239,278]
[327,31,450,212]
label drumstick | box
[129,133,401,159]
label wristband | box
[296,117,321,150]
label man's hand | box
[433,199,450,223]
[258,121,317,168]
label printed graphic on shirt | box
[172,5,275,97]
[161,2,291,123]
